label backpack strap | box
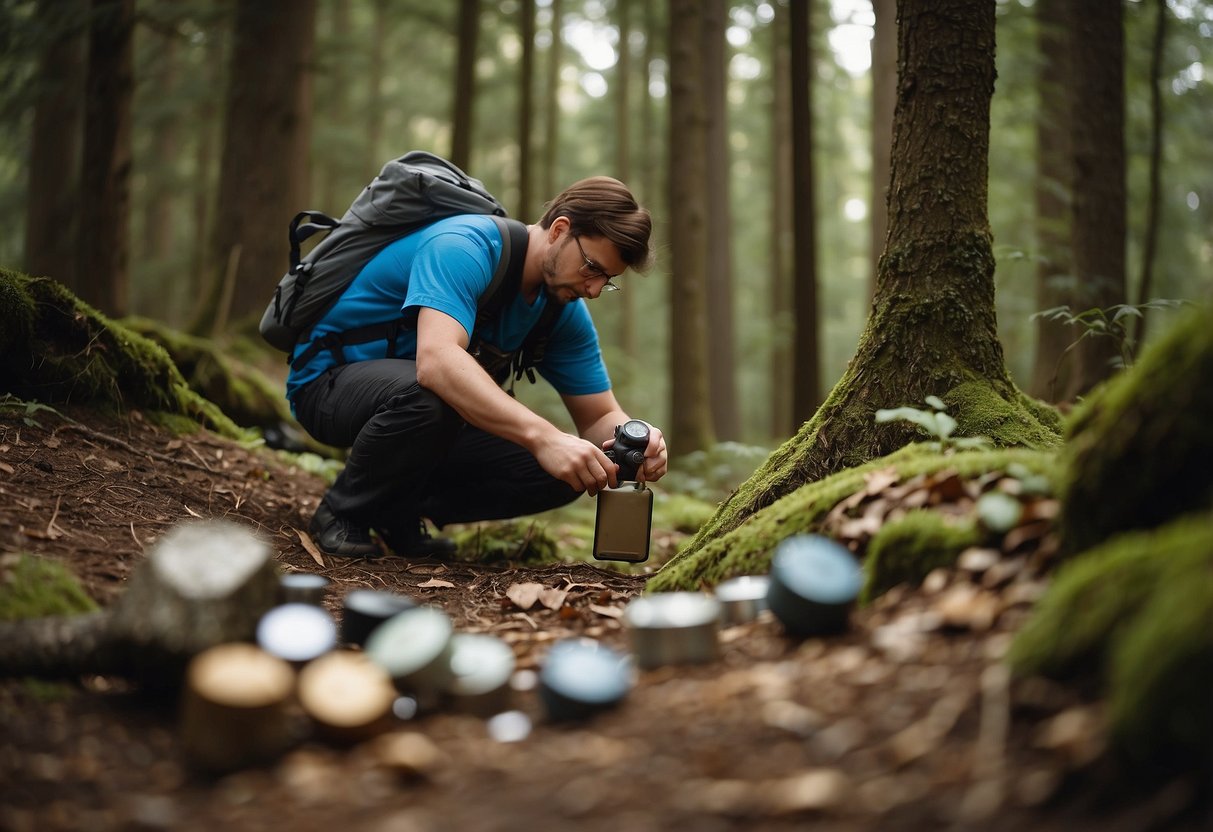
[503,291,567,396]
[279,211,340,326]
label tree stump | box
[0,519,281,688]
[180,642,298,772]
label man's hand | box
[601,421,668,485]
[536,432,618,496]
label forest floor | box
[0,405,1206,832]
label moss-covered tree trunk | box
[675,0,1057,563]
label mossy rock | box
[861,510,984,603]
[1059,303,1213,555]
[649,445,1055,593]
[123,317,293,430]
[0,554,98,621]
[1009,513,1213,772]
[451,519,562,565]
[0,270,242,438]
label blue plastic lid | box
[540,640,631,705]
[771,535,863,605]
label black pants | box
[294,359,580,532]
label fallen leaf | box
[0,462,13,475]
[588,603,623,619]
[417,578,456,589]
[863,466,899,495]
[43,436,61,449]
[506,582,544,610]
[538,587,568,611]
[295,528,327,568]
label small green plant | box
[1033,299,1189,375]
[0,394,65,428]
[875,396,990,452]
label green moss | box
[0,270,243,438]
[1009,536,1164,679]
[945,381,1064,449]
[861,510,984,603]
[123,317,294,430]
[1109,551,1213,767]
[649,445,1055,593]
[1010,514,1213,769]
[0,555,98,620]
[675,368,1062,573]
[1059,304,1213,555]
[451,519,562,565]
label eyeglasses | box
[574,235,621,292]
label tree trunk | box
[666,0,714,456]
[1028,0,1075,402]
[677,0,1056,558]
[702,0,740,441]
[541,0,564,201]
[77,0,135,318]
[137,29,181,318]
[615,0,637,359]
[199,0,315,334]
[518,0,536,219]
[869,0,896,302]
[789,0,821,425]
[367,0,388,170]
[318,0,352,213]
[452,0,479,171]
[24,0,87,293]
[639,0,660,215]
[1063,0,1126,400]
[1135,0,1167,345]
[769,1,793,439]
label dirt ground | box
[0,406,1206,832]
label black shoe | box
[309,502,381,558]
[378,519,458,559]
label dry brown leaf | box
[0,461,13,475]
[588,603,623,619]
[506,582,544,610]
[295,528,327,568]
[43,436,61,449]
[417,578,456,589]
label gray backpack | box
[259,151,527,356]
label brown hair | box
[538,177,653,272]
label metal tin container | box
[256,603,338,664]
[364,606,454,706]
[766,535,863,636]
[340,589,417,647]
[715,575,771,626]
[278,572,331,606]
[445,633,516,715]
[623,592,721,670]
[539,639,631,721]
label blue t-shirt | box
[285,214,610,405]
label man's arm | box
[562,391,669,485]
[414,307,618,494]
